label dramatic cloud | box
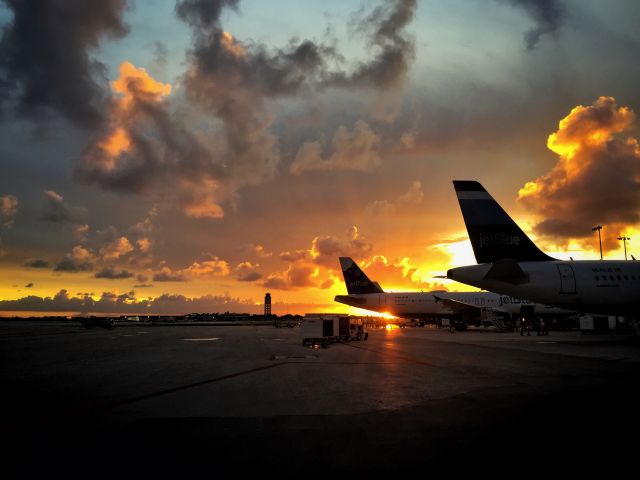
[183,255,230,277]
[279,250,310,263]
[175,0,239,29]
[290,121,382,174]
[153,266,188,282]
[99,236,134,261]
[0,0,129,128]
[136,237,153,254]
[262,263,320,291]
[94,266,134,279]
[326,0,417,120]
[75,60,229,219]
[503,0,565,50]
[129,207,157,235]
[151,254,230,282]
[310,226,373,267]
[54,245,95,272]
[236,261,262,282]
[22,258,49,268]
[0,194,18,227]
[365,180,423,216]
[518,96,640,250]
[40,190,87,225]
[263,227,370,289]
[329,0,416,87]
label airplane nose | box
[446,269,455,280]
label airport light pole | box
[592,225,603,260]
[617,235,630,260]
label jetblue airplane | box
[447,181,640,316]
[334,257,572,321]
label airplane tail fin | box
[453,181,555,263]
[339,257,384,294]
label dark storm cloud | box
[0,0,129,128]
[53,246,94,272]
[180,0,416,96]
[175,0,239,30]
[0,289,268,315]
[178,0,417,187]
[177,4,330,190]
[326,0,417,89]
[94,266,134,279]
[236,262,261,282]
[503,0,565,50]
[22,258,49,268]
[40,190,86,225]
[53,258,93,272]
[75,61,227,218]
[153,267,188,282]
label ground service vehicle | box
[301,314,368,347]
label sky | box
[1,0,640,316]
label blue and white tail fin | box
[453,181,555,263]
[339,257,384,294]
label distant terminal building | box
[264,292,272,317]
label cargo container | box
[301,314,368,346]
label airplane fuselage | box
[334,290,571,319]
[448,260,640,316]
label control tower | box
[264,293,271,317]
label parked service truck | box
[301,314,368,347]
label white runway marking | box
[182,337,221,341]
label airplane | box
[446,180,640,316]
[334,257,574,325]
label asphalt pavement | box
[2,321,638,476]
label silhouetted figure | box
[520,318,530,336]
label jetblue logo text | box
[478,233,520,249]
[499,296,533,307]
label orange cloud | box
[184,256,230,277]
[236,261,262,282]
[262,263,322,290]
[111,61,172,106]
[95,62,172,169]
[100,236,134,261]
[310,226,372,267]
[518,96,640,250]
[220,31,245,58]
[360,255,448,291]
[179,179,225,219]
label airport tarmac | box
[2,321,639,476]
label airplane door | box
[557,264,576,294]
